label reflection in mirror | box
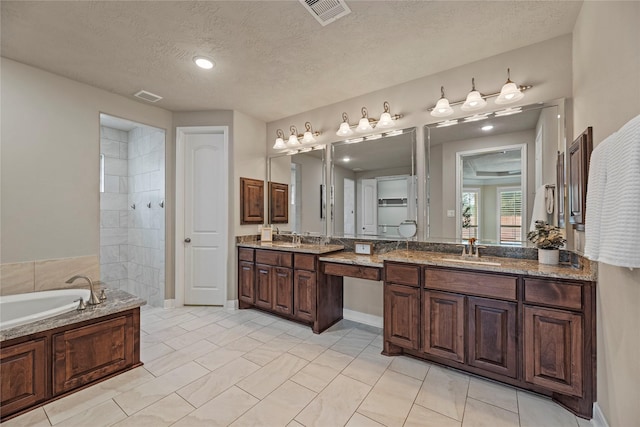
[427,103,562,244]
[332,128,417,238]
[268,148,326,234]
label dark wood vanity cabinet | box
[0,338,47,417]
[383,261,596,419]
[238,248,343,333]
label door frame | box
[175,126,229,308]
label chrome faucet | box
[66,275,102,305]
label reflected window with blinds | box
[498,187,522,243]
[462,189,480,239]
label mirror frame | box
[329,127,418,239]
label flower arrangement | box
[527,221,566,249]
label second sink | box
[441,258,502,266]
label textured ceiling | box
[1,1,582,122]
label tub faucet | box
[66,275,102,305]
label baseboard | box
[225,299,239,310]
[592,403,609,427]
[342,309,383,329]
[163,299,175,309]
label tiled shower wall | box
[99,125,165,307]
[99,126,129,289]
[126,126,165,307]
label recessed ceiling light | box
[193,57,215,70]
[481,125,494,131]
[343,157,351,162]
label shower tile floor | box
[2,305,591,427]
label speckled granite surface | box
[0,288,146,342]
[319,250,595,280]
[237,241,344,254]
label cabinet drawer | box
[255,249,293,267]
[524,278,582,311]
[238,248,254,262]
[295,253,316,271]
[323,263,381,281]
[425,268,517,301]
[385,262,420,287]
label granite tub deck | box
[0,288,146,342]
[319,249,596,281]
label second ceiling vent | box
[299,0,351,26]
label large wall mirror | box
[268,148,326,234]
[331,127,417,238]
[427,102,563,244]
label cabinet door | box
[384,284,420,350]
[53,315,134,395]
[238,261,255,304]
[273,267,293,315]
[524,306,583,396]
[423,290,465,363]
[467,297,517,378]
[255,264,273,310]
[0,338,47,417]
[294,269,316,322]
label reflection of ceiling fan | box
[475,170,521,176]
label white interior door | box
[344,178,355,235]
[183,131,227,305]
[361,178,378,235]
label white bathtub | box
[0,289,91,330]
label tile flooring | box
[2,306,593,427]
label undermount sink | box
[270,243,300,248]
[441,258,502,266]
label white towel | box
[588,114,640,268]
[530,184,551,231]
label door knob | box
[184,238,191,243]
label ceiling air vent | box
[134,90,163,103]
[299,0,351,26]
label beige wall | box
[572,2,640,426]
[1,59,173,291]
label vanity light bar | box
[436,119,458,128]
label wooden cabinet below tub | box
[0,338,47,417]
[382,261,596,419]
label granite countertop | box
[379,249,597,281]
[318,250,595,281]
[0,288,146,342]
[238,241,344,254]
[319,252,385,268]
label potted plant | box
[527,220,566,265]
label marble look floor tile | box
[330,336,373,357]
[44,367,153,424]
[249,313,280,326]
[206,322,262,346]
[346,327,379,341]
[467,378,518,413]
[295,374,372,427]
[415,366,470,421]
[404,404,461,427]
[303,331,342,347]
[55,399,126,427]
[576,417,592,427]
[164,323,225,349]
[172,386,258,427]
[140,342,174,363]
[230,381,316,427]
[223,336,263,352]
[236,353,308,399]
[342,346,393,386]
[288,340,329,361]
[113,362,209,415]
[347,413,386,427]
[194,347,246,372]
[286,421,305,427]
[313,348,355,371]
[109,393,194,427]
[357,370,422,427]
[179,312,229,331]
[143,339,218,376]
[388,355,430,380]
[290,360,342,393]
[462,397,520,427]
[140,325,187,346]
[177,358,261,408]
[0,407,50,427]
[518,391,580,427]
[141,312,198,334]
[242,346,284,366]
[369,334,384,349]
